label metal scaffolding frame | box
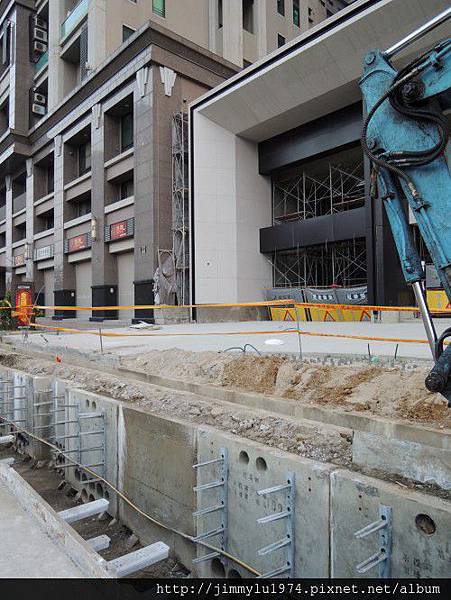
[171,111,190,306]
[270,238,367,289]
[273,161,365,224]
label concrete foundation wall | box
[1,365,450,578]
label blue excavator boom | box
[360,7,451,406]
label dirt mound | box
[122,350,451,428]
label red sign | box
[15,286,32,327]
[110,221,128,241]
[68,234,89,253]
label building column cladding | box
[5,177,13,292]
[47,0,66,110]
[87,0,107,72]
[90,104,118,320]
[25,159,35,285]
[53,136,76,318]
[133,67,155,322]
[222,0,243,66]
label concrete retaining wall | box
[1,364,450,578]
[331,470,451,577]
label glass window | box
[77,199,91,217]
[47,164,54,194]
[78,142,91,176]
[152,0,165,17]
[277,0,285,16]
[120,179,134,200]
[120,112,134,152]
[122,25,135,42]
[243,0,254,33]
[293,0,300,27]
[218,0,223,28]
[277,34,286,48]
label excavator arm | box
[360,7,451,406]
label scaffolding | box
[273,161,365,224]
[271,239,367,289]
[171,112,189,306]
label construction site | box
[0,0,450,590]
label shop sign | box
[67,233,90,253]
[15,286,32,326]
[34,245,54,261]
[14,254,25,267]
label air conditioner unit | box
[33,40,47,54]
[32,103,46,116]
[33,27,48,43]
[33,16,48,30]
[33,91,46,105]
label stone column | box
[25,159,35,286]
[53,135,76,318]
[90,103,118,320]
[133,66,155,323]
[5,175,13,293]
[222,0,243,66]
[87,0,107,71]
[208,0,218,55]
[48,0,67,110]
[256,0,268,59]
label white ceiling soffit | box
[193,0,450,142]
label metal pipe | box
[412,281,438,359]
[384,7,451,59]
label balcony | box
[61,0,88,40]
[0,205,5,222]
[13,193,26,215]
[35,51,48,74]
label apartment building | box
[0,0,238,322]
[0,0,351,321]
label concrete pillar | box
[25,159,35,285]
[133,67,155,323]
[208,0,218,55]
[48,0,66,110]
[256,0,268,58]
[5,176,13,293]
[87,0,107,71]
[9,5,35,134]
[222,0,243,66]
[90,103,117,320]
[53,135,76,318]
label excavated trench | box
[1,347,450,483]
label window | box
[293,0,300,27]
[120,179,134,200]
[218,0,223,28]
[78,142,91,176]
[76,199,91,217]
[277,0,285,16]
[243,0,254,33]
[277,34,286,48]
[152,0,165,17]
[47,164,54,194]
[0,23,11,66]
[122,25,135,42]
[120,112,134,152]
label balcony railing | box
[35,51,48,73]
[0,205,5,222]
[61,0,88,39]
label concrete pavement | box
[9,318,451,361]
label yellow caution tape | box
[29,321,446,345]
